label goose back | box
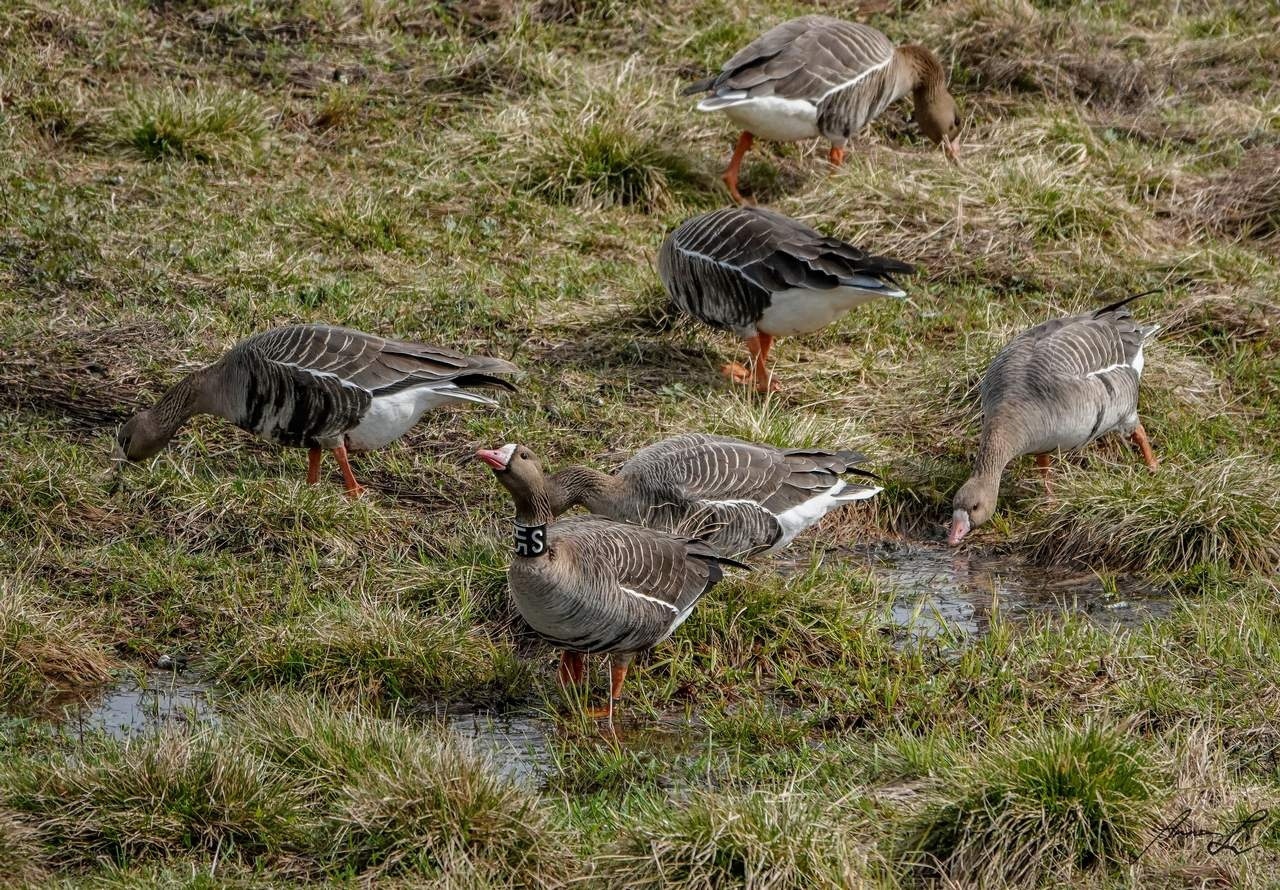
[658,207,913,337]
[592,434,879,557]
[688,17,905,144]
[982,296,1159,457]
[212,324,516,450]
[509,516,737,654]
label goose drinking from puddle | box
[949,292,1162,545]
[683,15,960,203]
[659,205,913,392]
[477,443,746,720]
[114,324,517,495]
[544,434,881,558]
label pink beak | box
[475,448,508,471]
[947,509,971,546]
[943,135,960,164]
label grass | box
[2,0,1280,886]
[904,721,1159,885]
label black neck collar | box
[513,521,548,557]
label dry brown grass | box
[1183,148,1280,251]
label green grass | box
[2,0,1280,885]
[904,721,1159,885]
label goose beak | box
[947,509,971,546]
[942,135,960,164]
[476,445,514,471]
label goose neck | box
[548,465,619,515]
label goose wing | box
[685,17,893,104]
[549,516,745,652]
[659,207,913,330]
[240,324,517,397]
[983,294,1158,413]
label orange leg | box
[1130,423,1158,472]
[332,444,365,497]
[586,659,630,721]
[828,145,846,167]
[1035,453,1053,497]
[306,448,322,485]
[749,333,779,393]
[721,333,780,392]
[558,651,586,686]
[722,131,754,205]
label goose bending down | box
[545,434,881,558]
[659,206,913,391]
[477,443,745,720]
[948,292,1162,545]
[683,16,959,203]
[114,324,517,495]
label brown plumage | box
[684,16,960,203]
[114,324,517,495]
[949,292,1162,545]
[659,206,913,391]
[545,434,881,558]
[477,443,746,721]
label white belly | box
[346,384,494,451]
[704,95,820,142]
[756,285,899,336]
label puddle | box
[834,540,1173,638]
[57,668,217,740]
[440,706,558,783]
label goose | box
[477,443,745,720]
[948,292,1162,545]
[683,15,960,203]
[544,433,881,558]
[659,205,914,391]
[113,324,517,495]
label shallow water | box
[42,541,1172,783]
[56,668,217,740]
[844,540,1173,637]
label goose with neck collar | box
[477,443,746,721]
[683,15,960,203]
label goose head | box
[114,410,173,464]
[914,90,960,163]
[948,475,998,545]
[477,443,552,522]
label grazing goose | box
[659,206,913,391]
[545,433,882,558]
[114,324,517,495]
[477,443,745,720]
[683,16,960,203]
[948,292,1162,545]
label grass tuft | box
[1,730,302,868]
[235,694,575,883]
[600,788,870,889]
[1019,457,1280,575]
[0,581,114,708]
[213,596,532,703]
[113,85,268,163]
[521,108,710,212]
[903,721,1158,885]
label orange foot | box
[721,362,752,385]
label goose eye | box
[519,451,531,460]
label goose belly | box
[757,285,887,336]
[345,385,474,451]
[713,97,820,142]
[1027,402,1136,454]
